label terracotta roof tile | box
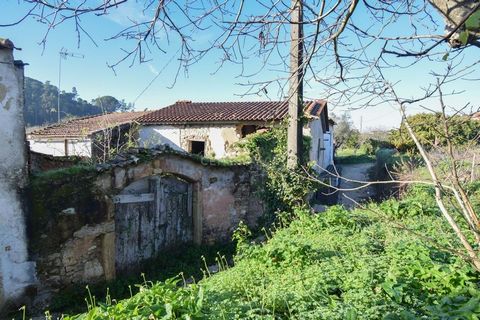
[29,112,148,138]
[138,100,327,124]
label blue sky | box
[1,0,479,130]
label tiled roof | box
[28,112,148,138]
[137,100,327,124]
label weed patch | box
[56,196,479,320]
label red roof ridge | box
[138,100,327,124]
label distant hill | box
[24,77,133,127]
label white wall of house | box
[304,118,326,171]
[139,124,240,159]
[0,41,36,309]
[139,119,333,166]
[28,138,92,157]
[138,126,183,151]
[323,125,334,167]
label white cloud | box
[148,64,159,75]
[104,1,148,26]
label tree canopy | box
[24,77,133,127]
[389,113,480,152]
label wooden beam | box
[113,193,155,204]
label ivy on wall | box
[237,122,317,221]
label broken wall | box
[28,148,264,302]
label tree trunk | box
[287,0,304,169]
[428,0,480,45]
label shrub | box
[389,113,480,153]
[238,122,318,218]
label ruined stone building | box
[0,37,334,314]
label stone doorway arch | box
[113,174,194,274]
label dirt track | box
[337,162,376,209]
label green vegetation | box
[61,188,480,319]
[388,113,480,153]
[49,243,235,315]
[335,148,376,164]
[30,164,96,182]
[236,123,317,216]
[25,77,133,127]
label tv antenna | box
[57,48,85,123]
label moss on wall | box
[27,165,107,255]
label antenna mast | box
[58,48,85,123]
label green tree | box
[92,96,131,113]
[332,113,359,150]
[24,78,133,127]
[389,113,480,153]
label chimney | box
[176,100,192,104]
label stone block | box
[114,168,126,189]
[82,259,104,281]
[95,173,112,191]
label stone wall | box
[29,150,83,173]
[0,38,36,311]
[28,166,112,303]
[28,147,264,305]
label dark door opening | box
[241,125,258,138]
[190,140,205,156]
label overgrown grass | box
[335,148,376,164]
[58,189,479,319]
[47,243,235,315]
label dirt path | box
[337,162,376,209]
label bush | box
[389,113,480,153]
[360,138,395,156]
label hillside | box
[24,77,133,127]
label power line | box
[58,48,84,123]
[132,52,178,105]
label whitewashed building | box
[323,119,335,168]
[137,100,333,170]
[27,112,146,159]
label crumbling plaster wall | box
[0,39,36,310]
[96,152,264,243]
[139,124,242,159]
[30,149,263,299]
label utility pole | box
[58,48,84,123]
[287,0,304,168]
